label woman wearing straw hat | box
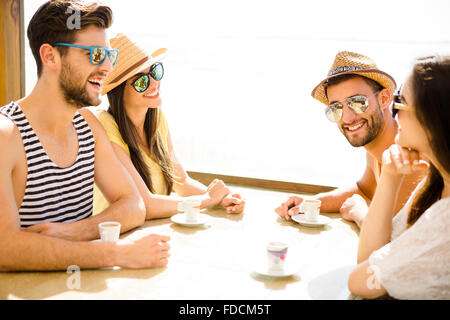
[90,33,245,219]
[348,55,450,299]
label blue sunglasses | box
[53,43,119,66]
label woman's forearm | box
[144,192,210,219]
[173,176,208,197]
[357,174,404,263]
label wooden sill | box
[187,171,337,195]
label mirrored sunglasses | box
[53,43,119,66]
[131,63,164,93]
[325,91,379,122]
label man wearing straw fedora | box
[275,51,426,227]
[0,0,169,271]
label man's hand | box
[220,193,245,214]
[339,194,369,227]
[275,195,306,220]
[116,234,171,268]
[23,222,81,241]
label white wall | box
[24,0,450,187]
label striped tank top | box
[0,102,95,227]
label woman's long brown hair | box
[407,55,450,227]
[107,81,174,195]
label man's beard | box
[59,63,100,108]
[342,105,385,147]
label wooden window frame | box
[187,171,336,194]
[0,0,24,105]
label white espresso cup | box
[266,242,288,271]
[300,199,321,222]
[98,221,121,242]
[178,198,202,222]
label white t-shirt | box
[368,189,450,300]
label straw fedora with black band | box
[101,33,168,95]
[311,51,397,106]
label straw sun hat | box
[101,33,167,95]
[311,51,397,105]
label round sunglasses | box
[130,63,164,93]
[53,43,119,66]
[325,90,380,122]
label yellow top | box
[91,107,170,215]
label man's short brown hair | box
[27,0,113,77]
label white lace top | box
[369,190,450,300]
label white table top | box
[0,186,360,300]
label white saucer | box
[292,214,332,227]
[170,213,209,227]
[253,264,300,278]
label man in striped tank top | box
[0,1,170,271]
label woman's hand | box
[381,144,429,178]
[220,193,245,214]
[204,179,230,208]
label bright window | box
[24,0,450,188]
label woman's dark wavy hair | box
[107,82,174,195]
[407,55,450,227]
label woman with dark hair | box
[348,55,450,299]
[91,33,245,219]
